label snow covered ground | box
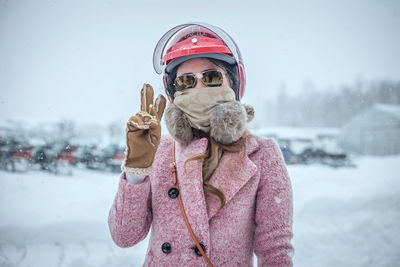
[0,156,399,267]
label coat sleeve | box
[254,138,294,267]
[108,171,152,248]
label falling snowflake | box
[274,196,281,204]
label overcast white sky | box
[1,0,400,125]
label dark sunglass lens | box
[175,75,195,90]
[202,70,223,87]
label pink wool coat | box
[108,132,294,266]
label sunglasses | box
[173,69,224,91]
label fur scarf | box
[164,101,255,145]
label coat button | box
[194,243,206,256]
[168,187,179,199]
[162,242,171,254]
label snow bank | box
[0,156,399,266]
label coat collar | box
[174,130,260,232]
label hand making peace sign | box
[122,84,167,176]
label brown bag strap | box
[170,140,214,267]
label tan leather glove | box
[121,83,166,176]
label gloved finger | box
[148,133,158,147]
[148,107,159,130]
[154,94,167,120]
[127,115,143,125]
[137,110,156,124]
[127,115,146,131]
[149,104,157,118]
[148,112,159,129]
[140,83,154,113]
[148,120,160,130]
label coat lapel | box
[206,133,259,220]
[174,131,260,231]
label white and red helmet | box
[153,22,246,101]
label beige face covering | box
[173,86,236,133]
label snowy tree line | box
[260,79,400,127]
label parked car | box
[103,144,125,173]
[54,143,77,175]
[0,138,33,172]
[74,144,108,170]
[32,143,59,173]
[297,147,355,168]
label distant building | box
[250,126,341,154]
[338,103,400,155]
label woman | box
[108,22,294,267]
